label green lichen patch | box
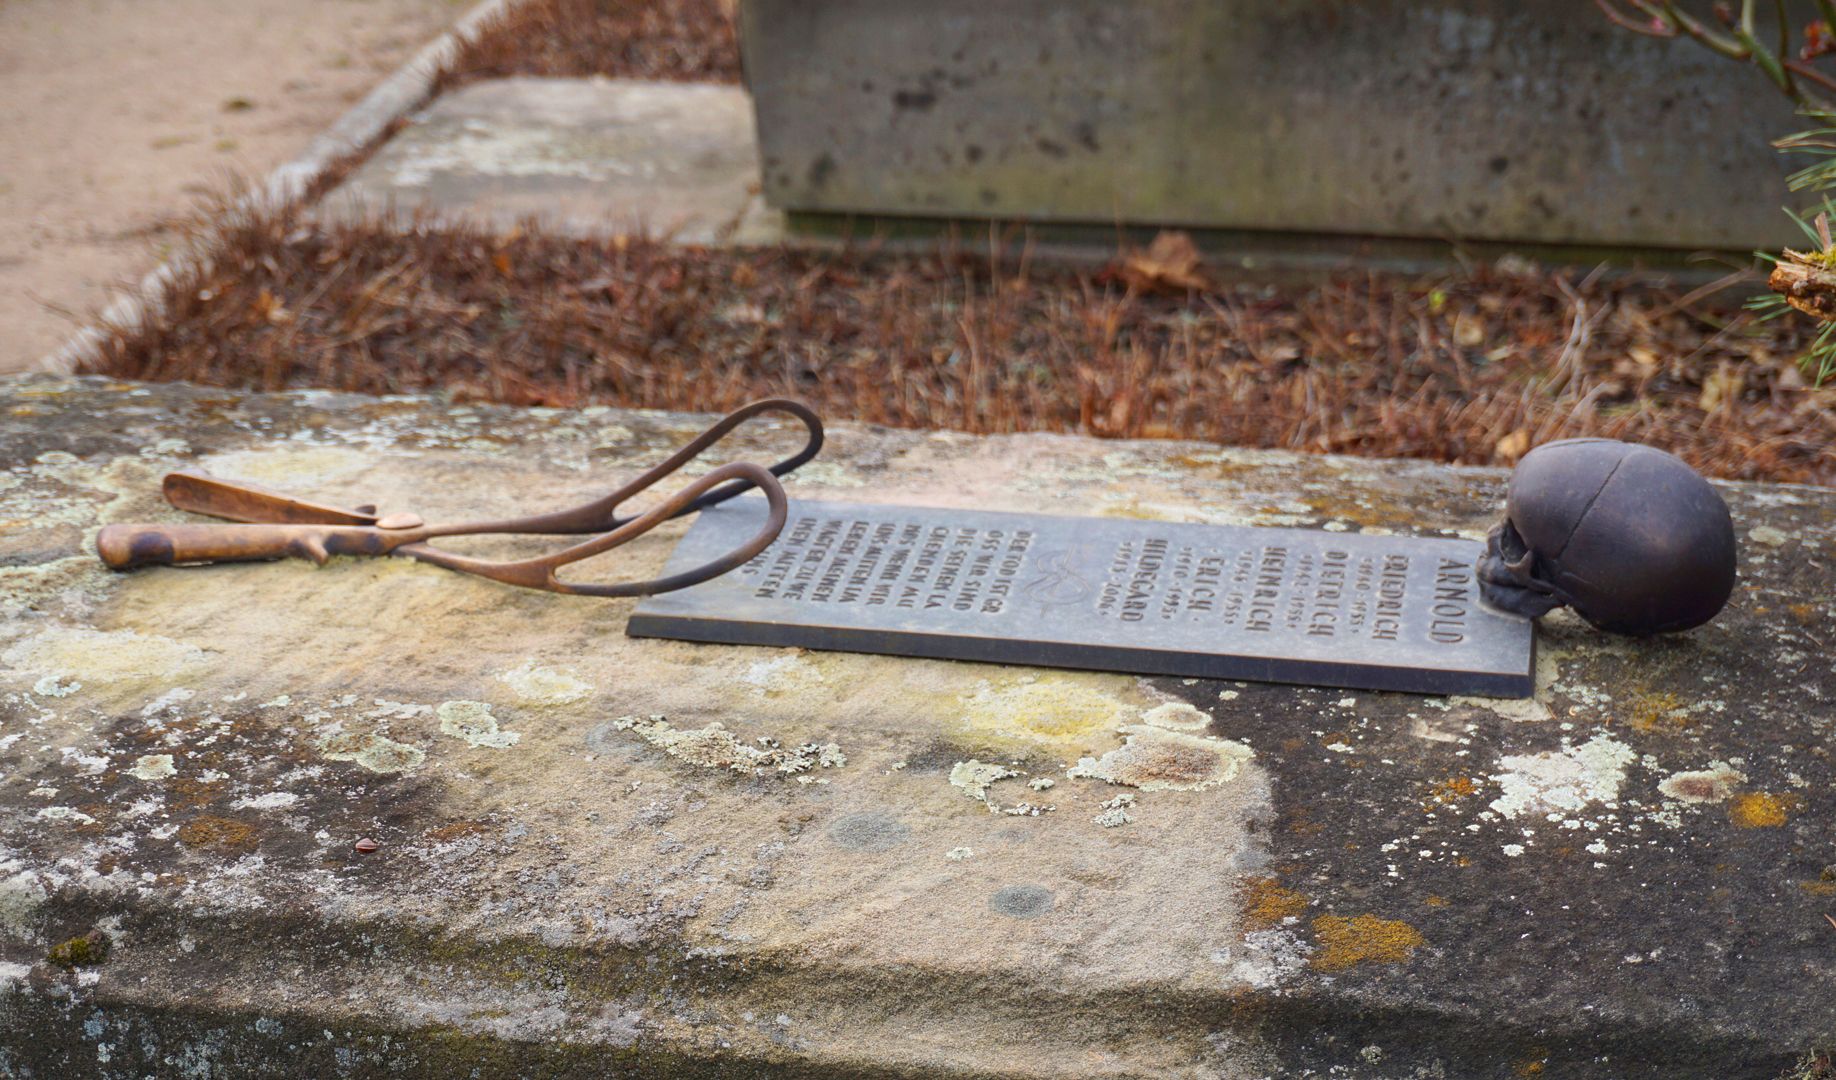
[46,930,110,969]
[128,753,177,780]
[1068,724,1255,792]
[320,731,427,773]
[610,714,845,777]
[946,759,1018,805]
[437,701,520,749]
[495,661,593,706]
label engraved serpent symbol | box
[1021,551,1092,606]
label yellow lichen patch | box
[1095,499,1187,522]
[1424,775,1480,809]
[1308,914,1426,973]
[176,815,257,852]
[199,446,370,487]
[1241,877,1308,930]
[1167,452,1261,479]
[1628,691,1690,734]
[1068,725,1254,792]
[1296,489,1418,530]
[3,627,209,688]
[1729,791,1800,828]
[953,673,1148,755]
[1423,895,1450,908]
[1798,881,1836,896]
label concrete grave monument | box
[2,378,1824,1077]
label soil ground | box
[0,0,469,372]
[80,202,1836,484]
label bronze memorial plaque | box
[629,499,1536,697]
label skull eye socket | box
[1492,519,1549,582]
[1478,519,1566,618]
[1494,518,1531,564]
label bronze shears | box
[96,398,821,597]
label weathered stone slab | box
[319,77,783,245]
[633,500,1534,696]
[742,0,1811,251]
[1,376,1832,1077]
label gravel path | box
[0,0,467,372]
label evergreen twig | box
[1600,0,1836,383]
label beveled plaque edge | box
[626,609,1537,698]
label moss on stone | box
[176,814,258,851]
[46,930,110,969]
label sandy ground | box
[0,0,470,372]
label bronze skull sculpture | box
[1477,439,1737,635]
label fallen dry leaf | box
[1116,231,1208,294]
[1494,429,1532,463]
[1699,363,1744,413]
[251,287,289,325]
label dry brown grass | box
[79,197,1836,485]
[434,0,739,92]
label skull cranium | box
[1477,439,1737,635]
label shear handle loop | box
[401,462,788,598]
[669,399,823,518]
[457,398,821,537]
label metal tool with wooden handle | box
[97,521,403,570]
[96,399,822,598]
